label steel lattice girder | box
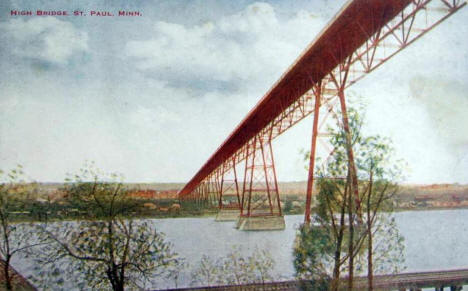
[179,0,467,199]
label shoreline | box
[9,206,468,224]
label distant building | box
[127,189,178,199]
[155,190,178,199]
[128,190,157,199]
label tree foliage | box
[191,246,276,287]
[31,163,180,290]
[0,165,41,290]
[294,106,406,291]
[293,224,333,290]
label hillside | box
[32,182,468,209]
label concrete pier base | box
[236,215,285,231]
[215,209,240,221]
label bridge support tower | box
[215,157,242,221]
[236,135,285,230]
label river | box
[12,209,468,290]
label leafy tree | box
[294,107,405,291]
[0,166,42,290]
[294,175,351,290]
[165,258,188,289]
[191,255,221,286]
[249,248,275,284]
[293,224,332,290]
[283,199,293,214]
[222,246,255,285]
[31,163,180,290]
[357,134,406,290]
[191,246,276,287]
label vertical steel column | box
[204,180,210,205]
[247,136,257,216]
[240,143,251,216]
[268,139,282,216]
[199,182,204,206]
[212,173,219,206]
[304,82,322,224]
[214,170,221,207]
[210,174,214,206]
[198,186,202,206]
[218,164,225,209]
[200,182,204,205]
[232,157,241,207]
[206,176,211,205]
[337,86,361,213]
[330,59,362,215]
[259,137,274,214]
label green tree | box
[0,166,42,291]
[293,224,332,290]
[357,134,406,290]
[190,255,221,286]
[32,163,180,290]
[191,245,276,287]
[294,107,405,291]
[221,246,256,285]
[283,199,293,214]
[249,248,275,284]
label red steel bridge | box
[178,0,466,228]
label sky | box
[0,0,467,184]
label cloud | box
[1,1,466,184]
[0,72,252,182]
[409,76,468,148]
[0,17,88,65]
[124,2,325,91]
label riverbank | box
[11,210,468,290]
[4,182,468,222]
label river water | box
[13,209,468,290]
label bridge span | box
[178,0,467,229]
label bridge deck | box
[178,0,413,197]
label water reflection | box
[12,209,468,290]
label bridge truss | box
[178,0,466,224]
